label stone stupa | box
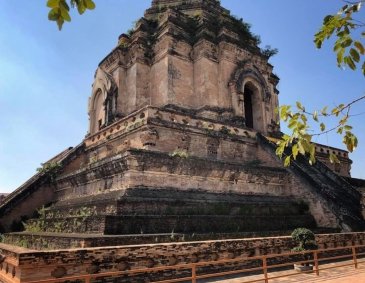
[1,0,364,250]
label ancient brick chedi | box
[1,0,364,242]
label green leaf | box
[297,142,306,155]
[59,0,70,11]
[84,0,96,9]
[354,41,365,55]
[329,153,340,164]
[320,123,326,132]
[296,101,305,111]
[292,144,299,160]
[337,48,345,65]
[47,0,60,8]
[282,134,291,141]
[56,18,64,30]
[339,116,348,125]
[60,8,71,22]
[321,106,328,116]
[350,48,360,63]
[341,38,353,48]
[345,56,356,70]
[323,15,334,24]
[313,111,318,122]
[276,147,283,157]
[331,107,340,116]
[354,2,362,12]
[76,2,86,14]
[284,156,291,167]
[309,154,316,165]
[288,119,297,129]
[340,5,349,13]
[48,8,60,21]
[334,42,342,52]
[310,144,315,157]
[343,131,358,152]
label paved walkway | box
[203,259,365,283]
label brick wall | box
[1,232,365,282]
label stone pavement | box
[203,259,365,283]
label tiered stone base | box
[17,187,316,235]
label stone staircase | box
[257,133,365,231]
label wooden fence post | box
[352,246,358,269]
[313,251,319,276]
[262,256,269,283]
[192,265,197,283]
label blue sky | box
[0,1,364,193]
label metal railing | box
[23,243,365,283]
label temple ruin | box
[1,0,364,250]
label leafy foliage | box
[261,45,279,59]
[37,162,62,182]
[315,1,365,74]
[278,1,365,166]
[291,228,317,251]
[47,0,96,30]
[276,97,362,166]
[23,206,47,232]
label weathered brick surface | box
[1,232,365,282]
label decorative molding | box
[230,60,271,103]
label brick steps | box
[21,213,315,235]
[257,134,365,231]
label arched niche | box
[228,60,271,134]
[88,68,118,135]
[241,79,265,133]
[90,89,105,134]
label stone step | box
[104,214,317,234]
[43,200,308,220]
[4,227,339,250]
[22,214,316,234]
[44,187,309,219]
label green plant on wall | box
[37,162,62,183]
[170,149,189,158]
[23,219,45,233]
[23,206,94,233]
[23,206,48,232]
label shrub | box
[291,227,317,251]
[291,227,318,268]
[291,228,318,267]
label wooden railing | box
[23,244,365,283]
